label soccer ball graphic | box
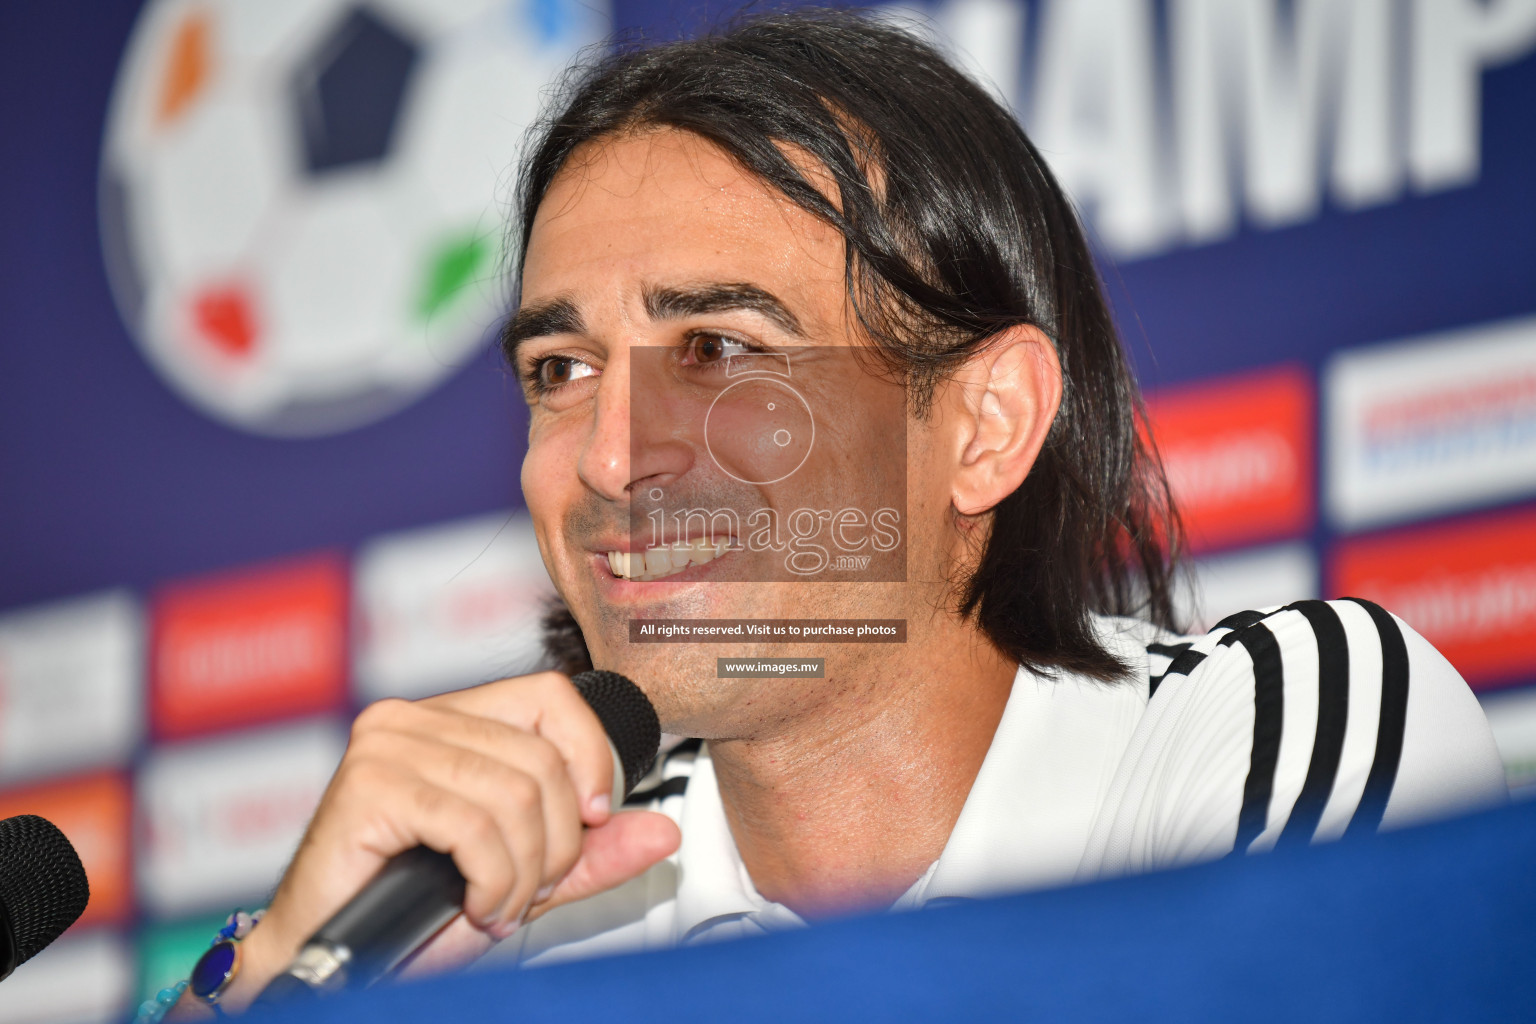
[100,0,609,436]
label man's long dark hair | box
[513,8,1183,682]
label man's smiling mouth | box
[606,538,733,581]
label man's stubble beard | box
[576,578,949,741]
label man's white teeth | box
[608,538,731,580]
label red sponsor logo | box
[151,553,348,738]
[1333,507,1536,689]
[0,773,132,926]
[1145,366,1314,552]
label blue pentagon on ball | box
[292,7,421,174]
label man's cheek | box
[521,429,566,528]
[520,441,574,594]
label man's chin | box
[579,643,753,734]
[585,644,707,690]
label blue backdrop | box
[1,2,1535,1019]
[4,0,1535,610]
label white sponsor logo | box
[137,719,345,916]
[1480,685,1536,797]
[1176,542,1318,633]
[355,512,553,702]
[1326,313,1536,529]
[888,0,1536,258]
[0,931,134,1024]
[0,591,142,784]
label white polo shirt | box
[489,600,1507,968]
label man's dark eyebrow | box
[501,298,585,366]
[644,283,806,338]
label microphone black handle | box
[252,846,463,1000]
[254,670,660,1006]
[316,846,466,990]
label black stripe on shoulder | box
[1343,598,1410,837]
[1230,620,1286,856]
[1149,647,1207,698]
[1150,610,1275,697]
[624,775,689,806]
[1276,600,1351,849]
[1213,608,1269,634]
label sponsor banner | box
[1178,542,1319,634]
[151,552,348,738]
[1326,313,1536,530]
[355,512,552,702]
[136,718,345,917]
[0,773,133,927]
[0,930,134,1024]
[1332,506,1536,689]
[0,590,142,783]
[1480,685,1536,799]
[1144,365,1313,552]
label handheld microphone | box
[255,670,660,1004]
[0,814,91,983]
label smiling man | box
[183,11,1506,1013]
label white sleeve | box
[1079,599,1508,881]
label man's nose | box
[577,350,694,501]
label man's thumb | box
[526,810,680,923]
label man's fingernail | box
[493,918,522,941]
[587,793,611,817]
[534,884,555,903]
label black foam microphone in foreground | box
[255,670,660,1005]
[0,814,91,983]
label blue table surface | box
[254,798,1536,1023]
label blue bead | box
[156,986,180,1004]
[190,940,238,999]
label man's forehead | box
[527,128,846,262]
[515,135,849,342]
[535,129,786,223]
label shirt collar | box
[673,748,805,942]
[920,618,1150,901]
[672,618,1149,927]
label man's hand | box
[208,671,681,1013]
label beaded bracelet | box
[132,908,265,1024]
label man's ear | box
[946,325,1062,517]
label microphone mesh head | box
[0,814,90,967]
[570,671,661,794]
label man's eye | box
[684,334,752,367]
[532,356,596,390]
